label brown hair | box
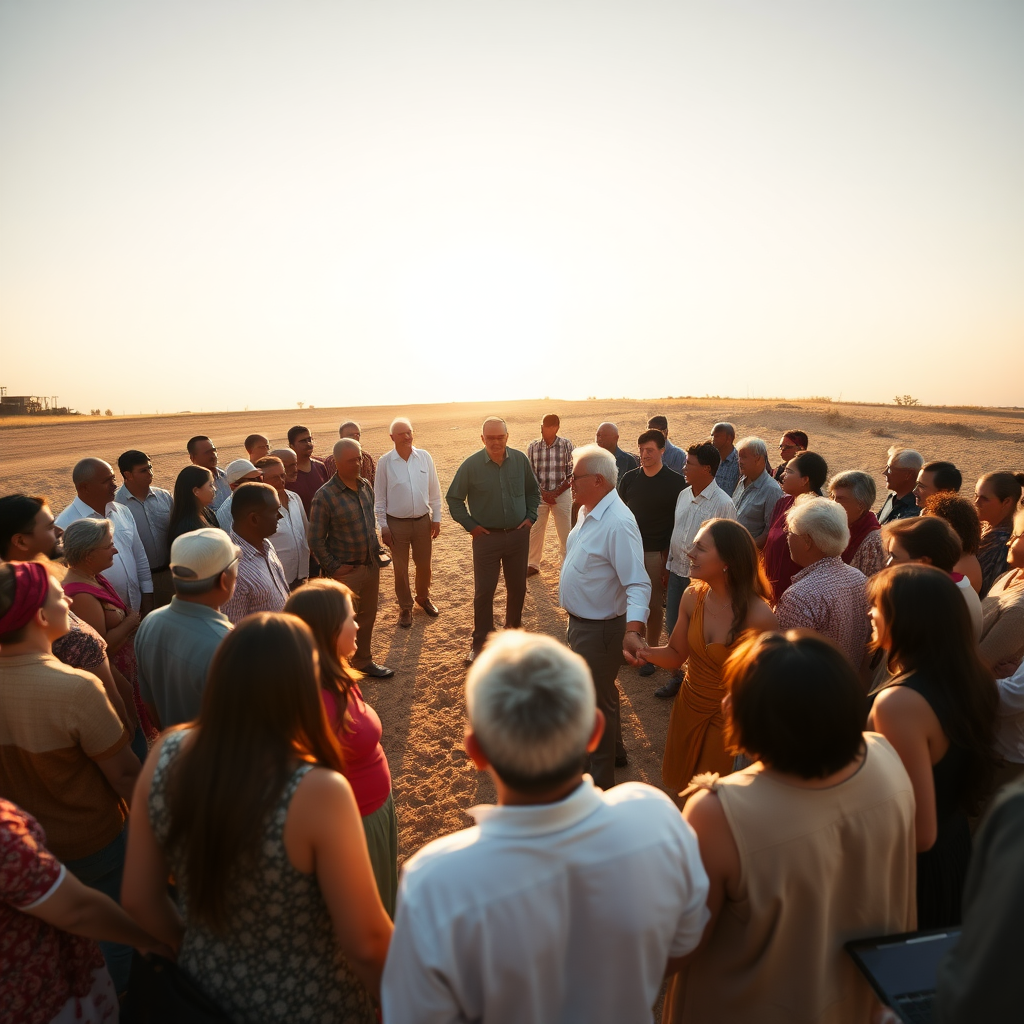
[164,613,345,931]
[703,519,772,643]
[883,516,962,573]
[923,493,981,555]
[788,451,829,495]
[723,631,865,777]
[980,471,1024,505]
[284,579,361,713]
[867,564,997,814]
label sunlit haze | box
[2,1,1022,414]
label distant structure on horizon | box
[0,387,72,416]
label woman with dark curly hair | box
[924,491,983,593]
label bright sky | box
[1,1,1022,414]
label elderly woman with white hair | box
[829,470,884,577]
[775,497,871,668]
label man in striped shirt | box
[221,483,289,624]
[527,414,574,577]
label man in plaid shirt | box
[527,414,574,577]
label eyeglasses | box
[572,473,597,481]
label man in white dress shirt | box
[376,418,442,627]
[115,450,174,607]
[559,444,651,789]
[55,458,153,614]
[381,631,710,1024]
[655,441,738,699]
[256,455,309,590]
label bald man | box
[55,458,154,615]
[446,417,541,664]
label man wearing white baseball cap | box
[215,459,264,531]
[135,528,238,729]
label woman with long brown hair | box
[285,579,399,916]
[868,564,998,927]
[121,613,392,1022]
[634,519,777,792]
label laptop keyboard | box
[894,990,935,1023]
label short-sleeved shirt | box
[290,459,331,517]
[135,598,232,728]
[0,655,129,862]
[0,799,109,1024]
[617,465,687,550]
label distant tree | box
[104,409,113,416]
[297,401,305,409]
[893,395,920,407]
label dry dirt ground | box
[5,397,1024,866]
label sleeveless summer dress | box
[149,732,376,1024]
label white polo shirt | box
[381,778,710,1024]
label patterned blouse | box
[150,732,376,1024]
[979,525,1012,598]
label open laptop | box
[846,928,961,1024]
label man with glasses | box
[134,528,237,729]
[774,430,808,483]
[187,435,231,509]
[878,447,924,524]
[287,424,331,518]
[447,417,540,665]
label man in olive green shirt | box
[446,417,541,664]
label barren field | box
[5,397,1024,863]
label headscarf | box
[0,561,51,635]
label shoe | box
[465,649,480,666]
[615,752,629,768]
[360,663,394,679]
[655,675,683,699]
[526,566,540,577]
[416,598,440,617]
[398,609,412,628]
[638,662,656,677]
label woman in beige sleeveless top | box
[665,631,917,1024]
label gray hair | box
[829,470,876,512]
[174,562,238,598]
[63,517,113,565]
[333,437,362,460]
[482,416,508,434]
[712,422,736,439]
[389,417,412,434]
[786,496,850,557]
[572,444,618,487]
[887,446,924,472]
[338,420,360,437]
[71,458,109,487]
[736,436,768,462]
[466,631,595,785]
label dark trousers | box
[65,827,131,993]
[567,613,626,790]
[472,528,530,650]
[335,563,380,669]
[665,572,691,640]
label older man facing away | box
[914,460,962,508]
[220,482,289,625]
[655,441,738,700]
[776,497,870,668]
[114,449,174,608]
[381,631,709,1024]
[187,435,230,509]
[774,430,808,483]
[731,437,784,549]
[596,421,639,482]
[711,422,739,496]
[375,418,442,627]
[447,417,540,665]
[527,414,574,578]
[55,458,153,616]
[617,429,687,666]
[135,529,236,730]
[323,420,376,486]
[560,445,651,788]
[244,433,270,463]
[878,447,924,524]
[310,439,394,677]
[0,561,141,991]
[214,459,264,531]
[256,456,309,590]
[648,415,685,473]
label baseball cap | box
[170,528,240,582]
[225,459,260,486]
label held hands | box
[622,631,648,666]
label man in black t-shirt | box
[617,429,686,667]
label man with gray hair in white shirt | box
[559,443,651,789]
[375,417,442,627]
[382,630,710,1024]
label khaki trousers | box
[334,563,380,669]
[643,549,667,646]
[387,513,433,610]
